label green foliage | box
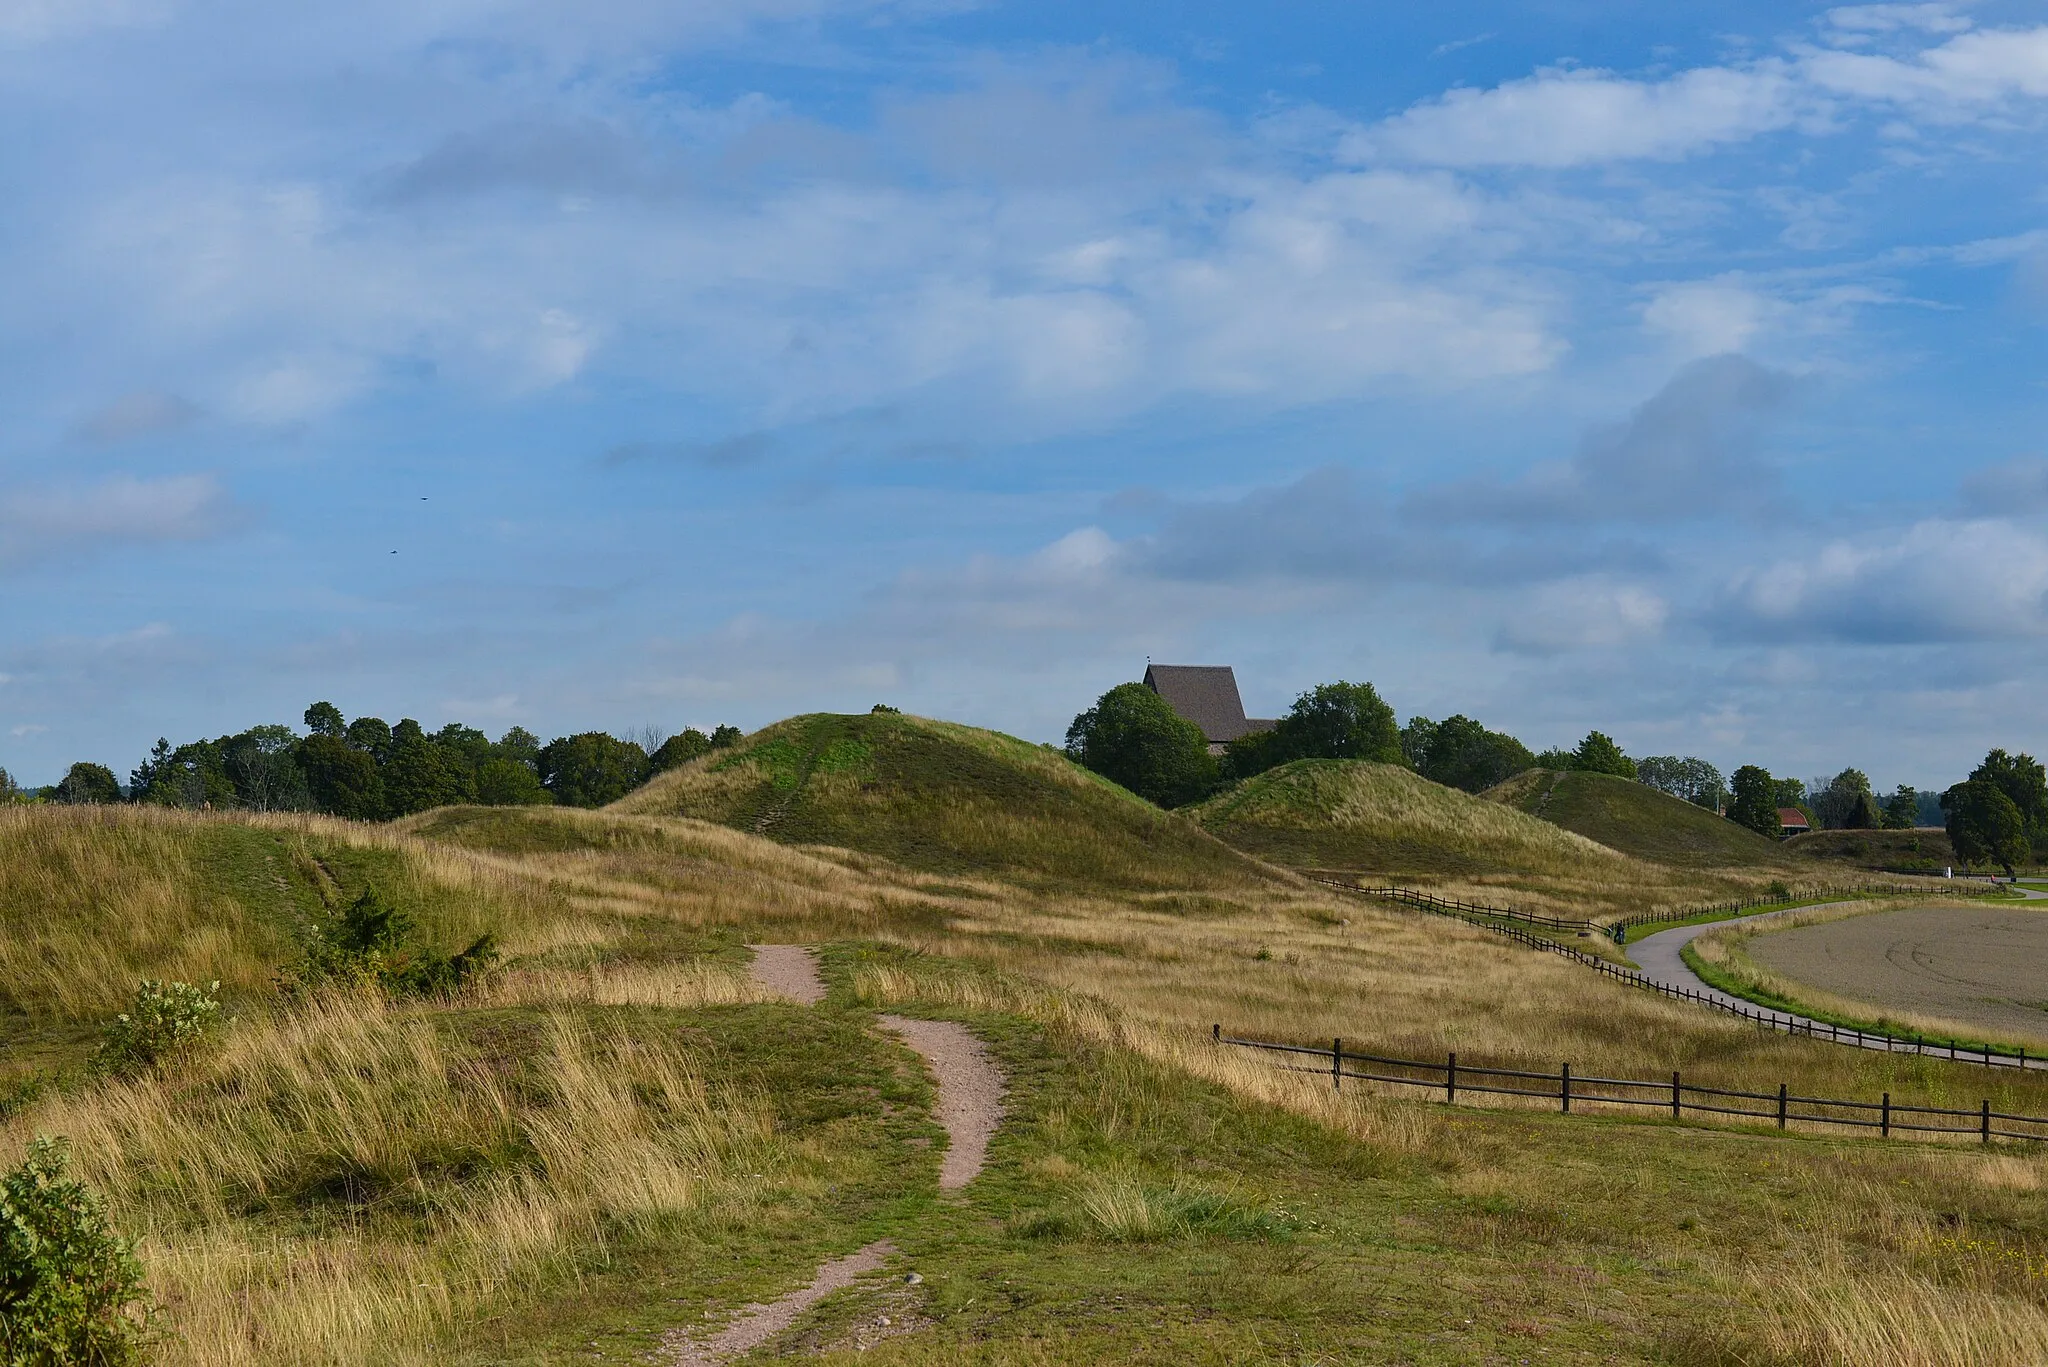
[1065,683,1217,808]
[869,703,901,714]
[0,1138,149,1367]
[1226,680,1402,783]
[54,763,120,806]
[1943,780,2028,876]
[1811,768,1881,830]
[290,887,498,997]
[299,735,386,819]
[0,770,17,804]
[303,701,345,738]
[474,757,550,807]
[1728,765,1782,838]
[1883,784,1920,830]
[1401,714,1535,793]
[538,732,650,808]
[1570,731,1636,780]
[1635,755,1725,810]
[91,979,227,1079]
[709,724,743,749]
[1968,749,2048,836]
[382,719,474,816]
[649,728,712,774]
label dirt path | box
[664,1241,896,1366]
[747,943,826,1005]
[878,1014,1005,1191]
[665,954,1006,1362]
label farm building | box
[1143,664,1276,756]
[1777,807,1812,837]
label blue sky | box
[3,0,2047,790]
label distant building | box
[1777,807,1811,837]
[1143,664,1276,756]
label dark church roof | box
[1142,664,1274,745]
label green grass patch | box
[1487,769,1792,869]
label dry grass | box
[3,993,778,1367]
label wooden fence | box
[1322,881,2043,1071]
[1212,1027,2048,1145]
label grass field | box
[12,779,2048,1364]
[1788,827,1968,875]
[1488,768,1796,869]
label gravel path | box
[878,1014,1006,1191]
[1630,886,2048,1067]
[747,944,826,1005]
[664,1241,895,1366]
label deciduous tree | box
[1944,780,2028,876]
[539,732,651,808]
[1065,683,1216,808]
[1571,731,1637,780]
[1729,765,1782,838]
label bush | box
[289,887,498,998]
[0,1138,150,1366]
[92,980,227,1079]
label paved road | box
[1627,885,2048,1068]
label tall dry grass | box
[3,994,778,1367]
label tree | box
[497,726,543,766]
[299,735,385,819]
[1405,714,1535,793]
[1812,768,1879,830]
[650,728,713,774]
[1637,756,1726,810]
[0,767,18,802]
[1969,749,2048,837]
[1883,785,1920,830]
[344,716,393,764]
[1944,780,2028,876]
[1278,682,1403,764]
[1065,683,1217,808]
[55,762,121,805]
[539,732,651,808]
[382,719,472,816]
[1533,747,1575,770]
[475,757,551,806]
[128,738,176,803]
[223,724,313,812]
[304,701,346,738]
[709,724,743,749]
[1571,731,1637,780]
[1729,765,1782,838]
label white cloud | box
[1825,5,1973,37]
[0,0,166,45]
[1643,280,1782,357]
[1718,518,2048,642]
[1360,63,1806,168]
[1495,578,1669,655]
[9,723,47,737]
[1803,25,2048,109]
[0,474,235,569]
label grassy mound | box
[1188,758,1644,878]
[610,712,1275,889]
[1785,827,1961,874]
[1486,768,1793,869]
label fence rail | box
[1212,1027,2048,1145]
[1322,881,2042,1070]
[1609,880,1947,940]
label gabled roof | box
[1777,807,1811,828]
[1143,664,1272,744]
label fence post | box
[1778,1082,1787,1129]
[1561,1062,1571,1114]
[1672,1070,1680,1119]
[1212,1023,1220,1044]
[1982,1099,1991,1145]
[2023,1046,2029,1072]
[1333,1038,1342,1091]
[1447,1051,1457,1104]
[1882,1092,1890,1138]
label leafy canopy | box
[0,1138,149,1367]
[1065,683,1217,809]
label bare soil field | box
[1748,903,2048,1043]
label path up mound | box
[1189,758,1644,878]
[1485,768,1794,869]
[610,712,1276,889]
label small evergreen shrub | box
[0,1138,150,1366]
[92,980,227,1079]
[288,887,498,998]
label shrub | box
[0,1138,150,1366]
[92,980,227,1079]
[289,887,498,998]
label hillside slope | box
[610,712,1278,889]
[1188,758,1647,879]
[1486,768,1793,868]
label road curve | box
[1628,885,2048,1068]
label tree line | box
[1065,679,2037,870]
[2,704,743,817]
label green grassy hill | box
[1485,768,1793,868]
[1785,827,1960,874]
[610,711,1276,889]
[1187,758,1647,879]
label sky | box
[2,0,2046,790]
